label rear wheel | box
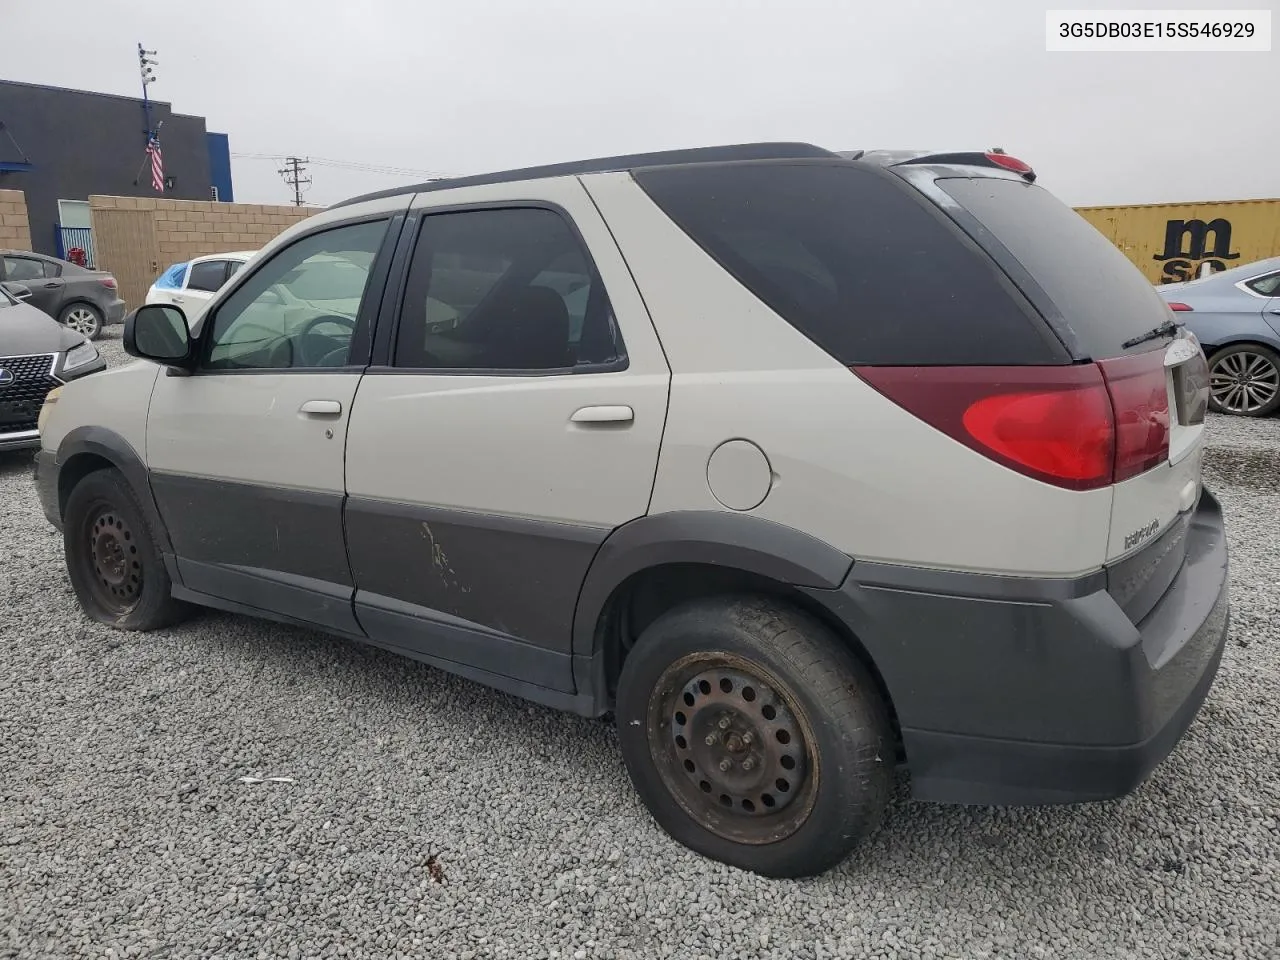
[1208,344,1280,417]
[63,469,189,630]
[60,303,104,340]
[616,595,893,878]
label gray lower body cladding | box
[803,489,1230,805]
[36,445,1231,807]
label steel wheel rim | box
[646,652,819,845]
[83,505,143,614]
[65,308,99,336]
[1210,351,1280,413]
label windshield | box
[940,177,1176,358]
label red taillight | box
[853,351,1170,490]
[99,277,117,290]
[1166,301,1192,312]
[984,152,1034,177]
[853,365,1116,490]
[1098,352,1170,482]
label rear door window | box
[939,178,1176,359]
[187,260,229,293]
[633,161,1064,366]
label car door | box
[145,211,402,633]
[344,178,671,693]
[1,255,60,316]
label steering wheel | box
[295,314,358,367]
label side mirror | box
[4,282,33,302]
[124,304,194,368]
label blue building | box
[0,79,235,263]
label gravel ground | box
[2,330,1278,960]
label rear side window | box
[940,178,1176,358]
[633,161,1062,366]
[187,260,228,292]
[1246,272,1280,297]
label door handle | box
[171,295,185,304]
[571,405,634,423]
[299,399,343,416]
[42,282,61,288]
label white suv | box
[34,143,1230,878]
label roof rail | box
[330,141,839,208]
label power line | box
[233,152,449,180]
[278,156,311,206]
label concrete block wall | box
[89,195,322,263]
[0,188,33,250]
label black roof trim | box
[330,142,839,209]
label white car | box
[145,251,256,312]
[35,143,1230,879]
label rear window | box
[940,178,1175,358]
[633,161,1064,365]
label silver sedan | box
[1156,256,1280,417]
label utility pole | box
[278,157,311,206]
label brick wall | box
[90,194,321,263]
[0,188,32,250]
[88,195,323,305]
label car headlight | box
[38,385,62,434]
[62,341,100,372]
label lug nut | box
[742,758,755,771]
[741,732,753,745]
[719,759,733,772]
[704,734,717,746]
[718,717,731,730]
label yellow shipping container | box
[1074,198,1280,286]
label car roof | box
[330,142,1032,211]
[331,142,841,208]
[188,250,256,264]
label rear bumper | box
[105,299,127,325]
[805,489,1230,806]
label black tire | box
[1207,343,1280,417]
[63,468,190,630]
[616,595,893,878]
[59,302,104,340]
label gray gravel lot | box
[2,330,1278,959]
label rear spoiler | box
[840,149,1036,183]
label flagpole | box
[136,43,160,191]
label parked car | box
[0,249,125,340]
[145,251,255,314]
[1155,256,1280,417]
[34,143,1229,878]
[0,282,104,451]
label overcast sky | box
[4,0,1276,208]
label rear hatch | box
[925,170,1210,622]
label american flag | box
[146,135,164,193]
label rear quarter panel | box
[583,172,1113,578]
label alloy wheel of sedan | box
[61,306,103,339]
[1209,349,1280,416]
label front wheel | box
[63,468,190,630]
[616,595,893,878]
[60,303,104,340]
[1208,344,1280,417]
